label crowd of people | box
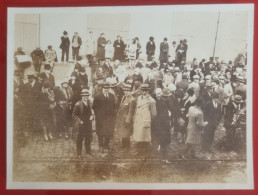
[13,30,247,162]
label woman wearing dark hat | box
[56,79,74,139]
[116,83,136,152]
[77,67,89,89]
[39,81,56,141]
[182,98,208,159]
[60,31,70,63]
[146,36,156,61]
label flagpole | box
[213,12,221,58]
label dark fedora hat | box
[27,70,36,79]
[80,89,90,96]
[232,95,243,103]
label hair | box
[187,88,194,96]
[149,36,154,41]
[164,37,168,41]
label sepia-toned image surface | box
[7,4,254,189]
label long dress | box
[96,37,106,61]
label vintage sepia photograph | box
[7,4,254,189]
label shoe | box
[158,145,161,151]
[44,135,48,142]
[49,134,53,140]
[164,159,172,164]
[181,154,188,160]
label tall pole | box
[213,12,221,58]
[38,14,40,46]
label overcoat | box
[133,94,157,142]
[92,92,116,137]
[96,37,106,61]
[116,95,136,138]
[113,40,125,60]
[153,97,171,145]
[159,42,169,62]
[186,106,205,145]
[59,36,70,50]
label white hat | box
[193,75,200,79]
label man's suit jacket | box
[60,36,70,50]
[203,100,222,128]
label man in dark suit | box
[42,64,55,88]
[146,36,156,61]
[159,38,169,69]
[93,83,116,152]
[72,32,82,62]
[60,30,70,62]
[21,71,42,135]
[113,35,125,61]
[102,58,114,79]
[176,40,187,65]
[202,92,222,152]
[73,89,95,159]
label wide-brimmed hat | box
[61,78,69,86]
[232,94,243,103]
[162,88,171,97]
[122,83,132,91]
[110,80,119,88]
[141,84,150,91]
[193,75,200,79]
[80,89,90,96]
[235,76,246,84]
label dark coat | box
[72,100,94,135]
[68,79,81,109]
[42,73,55,88]
[31,49,45,61]
[77,73,88,89]
[60,36,70,50]
[92,92,116,137]
[39,90,56,123]
[146,41,156,56]
[176,43,187,59]
[96,37,106,60]
[176,79,189,93]
[202,100,222,147]
[113,40,125,60]
[72,36,82,48]
[116,95,136,138]
[159,42,169,62]
[153,97,171,145]
[203,100,222,128]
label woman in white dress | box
[128,39,137,68]
[105,40,113,59]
